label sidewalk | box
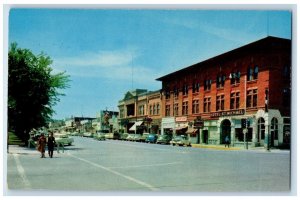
[191,144,241,151]
[7,145,39,155]
[191,143,290,153]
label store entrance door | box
[202,130,208,144]
[221,119,231,144]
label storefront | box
[161,117,175,135]
[200,109,289,148]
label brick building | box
[118,89,162,134]
[156,36,291,148]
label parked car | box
[113,132,121,140]
[145,133,158,143]
[126,134,135,141]
[156,134,172,144]
[70,131,79,136]
[120,133,129,140]
[140,133,149,142]
[94,132,106,141]
[170,135,191,147]
[83,132,94,137]
[133,134,143,142]
[105,132,114,139]
[54,133,74,146]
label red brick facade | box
[157,36,291,147]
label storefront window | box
[271,118,278,140]
[257,118,265,142]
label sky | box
[8,8,292,120]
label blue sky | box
[8,9,292,119]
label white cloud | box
[54,47,139,68]
[51,47,159,85]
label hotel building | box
[156,36,291,148]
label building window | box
[149,105,152,115]
[230,71,241,85]
[257,118,265,142]
[192,82,200,93]
[153,104,157,115]
[246,89,257,108]
[173,87,179,99]
[247,66,259,81]
[230,92,240,110]
[216,75,226,88]
[216,94,225,111]
[156,103,160,115]
[120,109,124,118]
[182,101,188,115]
[204,97,211,113]
[165,90,170,99]
[165,105,171,116]
[192,99,199,114]
[204,79,212,91]
[138,105,144,116]
[174,103,179,116]
[182,84,188,96]
[271,118,279,140]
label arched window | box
[257,118,265,142]
[271,118,279,140]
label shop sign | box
[210,109,245,118]
[176,116,187,122]
[194,120,204,128]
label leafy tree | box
[8,43,70,144]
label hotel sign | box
[210,109,245,118]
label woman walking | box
[37,133,47,158]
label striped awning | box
[129,121,143,131]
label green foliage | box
[8,43,70,143]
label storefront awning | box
[186,128,197,134]
[129,121,143,131]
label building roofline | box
[156,36,291,81]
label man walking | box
[225,135,230,148]
[47,131,56,158]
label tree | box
[8,43,70,144]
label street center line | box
[13,154,31,189]
[107,161,182,169]
[67,153,159,191]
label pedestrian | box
[37,133,47,158]
[225,135,230,148]
[47,131,56,158]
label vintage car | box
[83,132,94,137]
[54,133,74,146]
[170,135,191,147]
[145,133,158,143]
[94,132,106,141]
[156,134,172,145]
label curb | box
[191,144,241,151]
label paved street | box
[6,136,291,194]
